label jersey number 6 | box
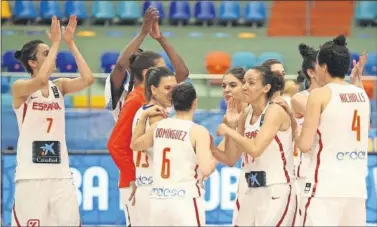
[161,147,171,179]
[352,109,361,141]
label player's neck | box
[175,111,193,121]
[326,76,347,85]
[250,99,267,117]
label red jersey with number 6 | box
[13,81,72,180]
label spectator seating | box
[205,51,231,75]
[1,1,12,21]
[100,52,120,73]
[2,51,25,72]
[117,1,141,24]
[169,1,191,25]
[355,1,377,26]
[56,51,78,73]
[64,1,88,22]
[365,52,377,75]
[143,1,165,23]
[244,1,267,26]
[1,77,10,94]
[231,51,257,69]
[194,1,216,25]
[257,52,284,65]
[72,95,106,108]
[12,1,37,22]
[91,1,115,24]
[219,1,241,25]
[39,1,62,21]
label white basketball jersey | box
[14,81,71,180]
[132,104,154,187]
[303,83,369,198]
[151,118,202,198]
[244,103,293,186]
[104,72,130,121]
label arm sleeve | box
[107,93,142,183]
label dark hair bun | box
[14,50,22,60]
[272,71,285,91]
[299,43,311,57]
[129,52,140,65]
[296,70,306,83]
[333,35,347,46]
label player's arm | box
[291,94,306,119]
[12,17,61,107]
[53,41,94,95]
[296,89,324,153]
[107,96,142,182]
[110,9,157,104]
[194,125,217,177]
[216,111,246,166]
[149,21,189,83]
[219,104,287,158]
[130,123,157,152]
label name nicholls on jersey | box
[339,92,367,103]
[155,128,188,141]
[32,102,62,111]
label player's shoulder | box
[266,102,287,118]
[192,123,209,135]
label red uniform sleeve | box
[107,93,142,186]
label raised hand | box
[350,51,368,87]
[47,16,61,43]
[217,123,229,136]
[149,17,162,40]
[224,98,241,128]
[62,15,77,45]
[141,7,159,36]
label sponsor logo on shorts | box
[136,176,153,185]
[336,150,366,161]
[27,219,40,227]
[304,183,311,193]
[151,187,186,197]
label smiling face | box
[242,69,271,104]
[222,73,244,102]
[28,43,57,74]
[151,76,177,108]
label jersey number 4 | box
[352,109,361,141]
[161,147,171,179]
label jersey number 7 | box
[46,118,53,133]
[161,147,171,179]
[352,109,361,141]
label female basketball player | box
[131,82,216,226]
[105,7,189,121]
[217,66,297,226]
[11,15,94,226]
[130,66,177,225]
[209,67,248,225]
[294,35,370,226]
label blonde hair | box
[282,80,299,97]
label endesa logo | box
[336,151,366,161]
[136,176,153,185]
[151,187,186,197]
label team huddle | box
[10,9,370,227]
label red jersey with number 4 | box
[14,81,72,180]
[151,118,202,198]
[303,83,370,198]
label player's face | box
[222,73,243,102]
[242,69,269,104]
[270,63,285,76]
[315,58,328,86]
[153,76,177,108]
[29,44,57,74]
[155,57,166,67]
